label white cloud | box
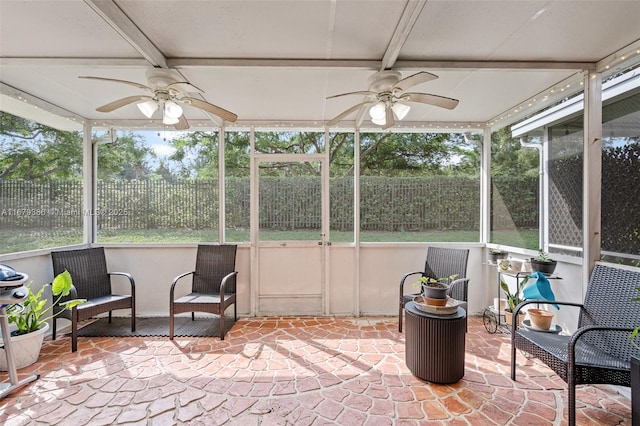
[151,144,177,157]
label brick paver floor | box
[0,316,632,425]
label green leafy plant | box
[500,276,529,312]
[534,249,553,262]
[414,274,458,289]
[7,270,86,335]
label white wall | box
[358,244,485,316]
[2,244,586,336]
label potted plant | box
[0,270,85,370]
[488,248,508,263]
[500,276,528,327]
[415,274,457,303]
[530,249,557,275]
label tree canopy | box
[1,111,539,181]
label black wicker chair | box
[51,247,136,352]
[399,247,469,332]
[511,264,640,426]
[169,244,238,340]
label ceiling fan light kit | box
[136,100,158,118]
[391,102,411,120]
[163,100,183,119]
[81,69,238,130]
[327,70,459,129]
[369,101,386,120]
[371,116,386,126]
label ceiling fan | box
[80,69,237,130]
[326,70,459,129]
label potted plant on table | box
[415,274,457,306]
[488,248,508,263]
[0,270,85,370]
[530,249,557,275]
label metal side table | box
[404,301,466,384]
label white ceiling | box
[1,0,639,132]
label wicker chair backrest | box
[579,264,640,360]
[423,247,469,281]
[51,247,112,300]
[192,244,237,295]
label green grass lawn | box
[1,228,539,254]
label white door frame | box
[250,152,329,316]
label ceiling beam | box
[394,60,596,71]
[380,0,428,71]
[83,0,167,68]
[0,57,596,71]
[0,58,151,67]
[169,58,381,69]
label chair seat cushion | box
[515,329,630,371]
[67,294,133,322]
[175,292,233,304]
[77,294,131,309]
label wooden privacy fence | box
[0,176,538,232]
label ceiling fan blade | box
[326,91,376,100]
[327,101,373,126]
[174,115,190,130]
[405,92,460,110]
[79,76,153,92]
[180,97,238,122]
[95,95,153,113]
[393,71,439,93]
[382,106,395,129]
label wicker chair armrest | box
[219,271,238,298]
[108,271,135,292]
[446,277,469,301]
[170,271,195,300]
[512,299,585,334]
[513,299,584,316]
[568,325,638,366]
[400,271,424,293]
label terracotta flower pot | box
[505,310,525,328]
[528,308,554,330]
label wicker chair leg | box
[131,314,135,332]
[568,376,576,425]
[510,339,517,380]
[169,297,174,340]
[169,314,174,340]
[234,303,237,321]
[71,318,78,353]
[52,317,57,341]
[108,311,112,323]
[192,312,195,321]
[399,304,403,332]
[220,310,226,341]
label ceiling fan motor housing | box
[146,69,182,91]
[368,70,402,93]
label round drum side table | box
[404,301,466,384]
